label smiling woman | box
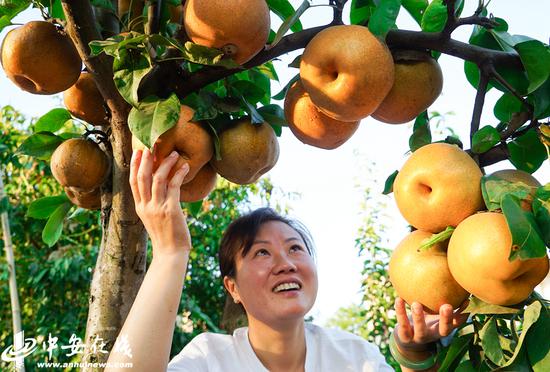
[105,149,467,372]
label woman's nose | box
[272,253,297,274]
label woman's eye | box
[290,245,304,253]
[255,249,269,256]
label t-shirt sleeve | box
[166,339,208,372]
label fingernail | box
[182,163,190,171]
[170,151,178,158]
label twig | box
[488,65,534,114]
[470,66,490,142]
[330,0,348,25]
[145,0,162,35]
[499,112,529,141]
[442,0,457,37]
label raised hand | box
[130,148,192,256]
[394,297,469,350]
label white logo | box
[1,331,37,364]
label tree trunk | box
[60,1,148,369]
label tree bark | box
[61,1,147,369]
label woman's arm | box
[106,149,192,371]
[393,298,469,372]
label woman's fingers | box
[167,163,190,203]
[410,302,429,343]
[395,297,413,343]
[137,148,154,202]
[151,151,181,203]
[438,304,454,337]
[130,150,143,204]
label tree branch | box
[60,0,128,119]
[477,143,510,167]
[165,26,523,99]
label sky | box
[1,1,549,325]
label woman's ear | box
[223,276,241,304]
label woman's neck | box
[247,318,307,372]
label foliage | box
[0,106,286,368]
[327,164,399,370]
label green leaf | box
[0,196,9,214]
[113,49,152,107]
[273,74,300,100]
[507,129,547,174]
[401,0,428,26]
[514,40,550,93]
[472,126,500,154]
[90,0,115,11]
[421,0,447,33]
[532,184,550,245]
[128,94,181,148]
[481,174,534,212]
[382,170,398,195]
[463,297,521,316]
[0,0,31,33]
[501,194,546,260]
[181,41,240,68]
[42,202,72,247]
[527,303,550,372]
[480,317,506,366]
[185,200,203,217]
[231,80,267,105]
[439,334,474,371]
[418,226,454,251]
[16,132,64,160]
[49,0,64,19]
[493,65,530,96]
[257,104,287,127]
[269,0,310,48]
[408,111,431,152]
[494,93,525,122]
[530,76,550,119]
[368,0,401,38]
[350,0,376,25]
[34,108,72,133]
[256,62,279,81]
[267,0,304,32]
[500,301,542,368]
[27,195,70,220]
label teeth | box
[273,282,301,293]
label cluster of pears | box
[129,0,278,193]
[283,26,443,150]
[1,20,112,208]
[389,143,549,312]
[1,19,109,127]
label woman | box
[106,149,467,371]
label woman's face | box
[224,220,318,327]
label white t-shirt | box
[167,322,394,371]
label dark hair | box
[219,207,315,280]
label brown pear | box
[1,21,81,94]
[64,72,109,126]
